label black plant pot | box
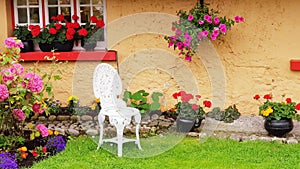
[38,43,52,52]
[53,40,74,52]
[264,118,293,137]
[176,117,204,133]
[81,40,97,51]
[21,40,34,52]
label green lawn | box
[28,135,300,169]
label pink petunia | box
[213,17,220,25]
[219,24,227,34]
[188,14,194,21]
[198,20,204,25]
[201,30,209,37]
[204,14,212,23]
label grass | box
[28,135,300,169]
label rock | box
[94,116,98,121]
[158,121,171,128]
[287,138,298,144]
[81,115,93,121]
[187,132,199,137]
[54,127,65,135]
[230,134,241,142]
[148,121,158,127]
[86,129,98,136]
[57,115,70,121]
[151,114,159,120]
[199,132,208,139]
[70,115,80,122]
[67,129,80,136]
[48,115,57,121]
[38,116,46,121]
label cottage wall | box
[1,0,300,114]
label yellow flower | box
[91,103,96,110]
[67,95,79,103]
[261,106,273,117]
[54,131,59,136]
[19,146,27,152]
[48,129,53,135]
[95,98,100,103]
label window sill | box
[19,50,117,61]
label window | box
[14,0,43,26]
[13,0,107,50]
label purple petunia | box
[0,152,18,169]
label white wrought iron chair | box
[93,63,142,157]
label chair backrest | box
[93,63,122,109]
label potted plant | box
[165,2,244,61]
[29,14,79,52]
[173,91,212,132]
[253,94,300,137]
[13,25,34,52]
[78,15,105,51]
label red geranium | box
[96,20,105,28]
[203,100,212,108]
[78,28,88,37]
[72,14,79,21]
[55,23,62,30]
[90,16,98,23]
[263,94,272,100]
[286,98,292,103]
[49,28,57,35]
[253,94,260,100]
[56,14,65,22]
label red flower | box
[181,93,193,102]
[172,92,179,99]
[78,28,88,37]
[263,94,272,100]
[42,147,47,153]
[31,151,38,157]
[66,22,73,29]
[56,14,65,22]
[253,94,260,100]
[31,28,40,37]
[49,28,57,35]
[203,100,212,108]
[72,14,79,21]
[66,34,74,40]
[51,16,57,21]
[96,20,105,28]
[195,95,201,99]
[55,23,62,30]
[67,28,76,35]
[73,22,80,29]
[90,16,98,23]
[286,98,292,103]
[191,104,199,110]
[296,103,300,110]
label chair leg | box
[97,114,105,150]
[135,123,142,150]
[116,125,124,157]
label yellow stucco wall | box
[1,0,300,114]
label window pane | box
[17,0,27,5]
[92,0,103,5]
[60,0,70,5]
[48,0,58,5]
[61,7,71,22]
[18,8,28,23]
[80,6,90,23]
[80,0,90,5]
[93,6,103,19]
[29,0,39,5]
[29,8,39,23]
[49,7,58,21]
